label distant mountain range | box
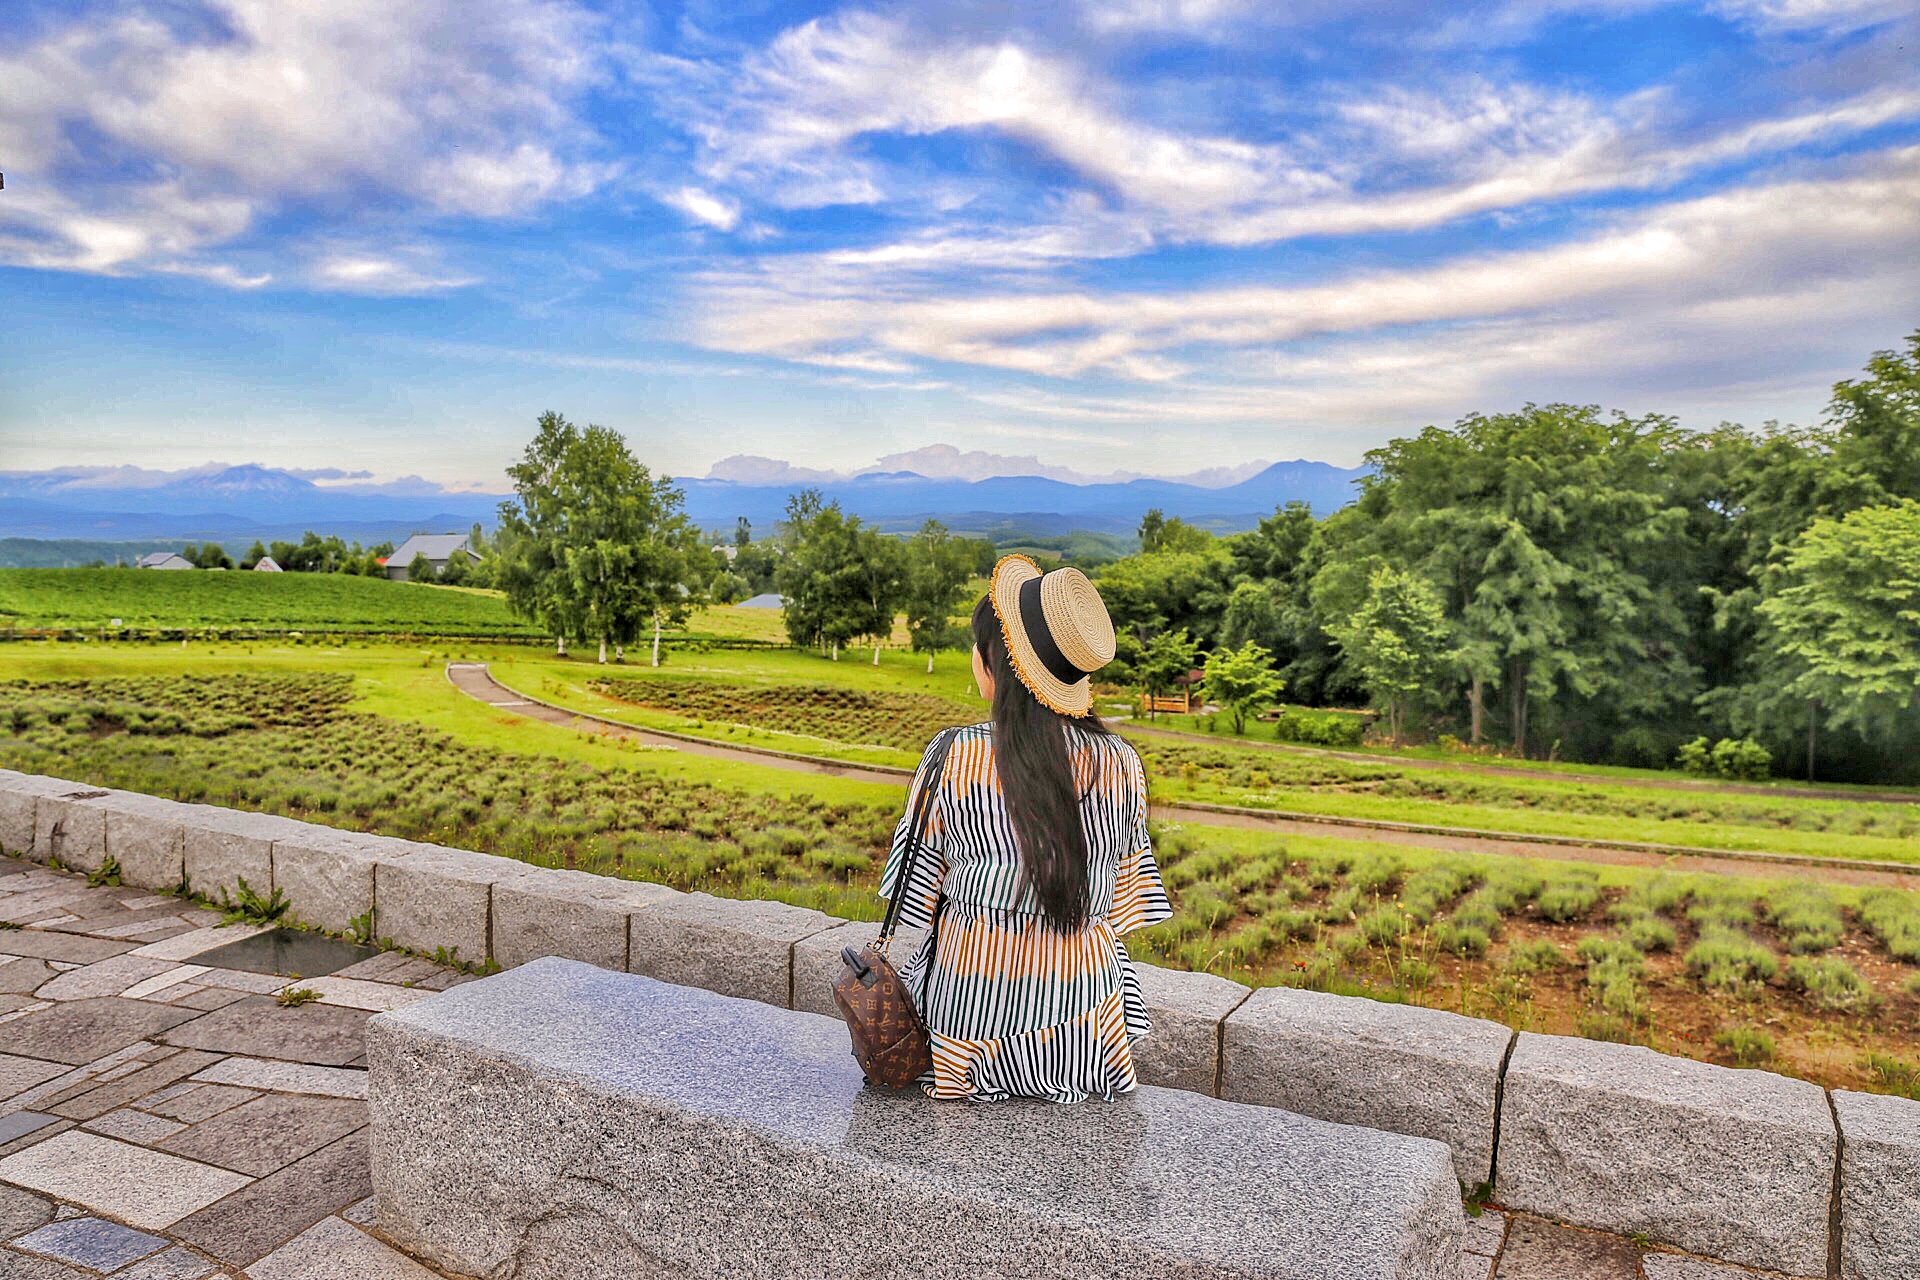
[0,457,1370,556]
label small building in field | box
[137,552,193,570]
[738,592,785,609]
[385,534,474,582]
[253,556,283,572]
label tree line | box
[1088,332,1920,783]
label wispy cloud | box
[0,0,607,283]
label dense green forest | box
[1084,333,1920,783]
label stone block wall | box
[1,767,1915,1278]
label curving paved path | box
[1123,719,1920,805]
[447,664,1918,888]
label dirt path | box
[445,663,912,788]
[448,664,1917,889]
[1123,719,1920,805]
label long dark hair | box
[971,595,1113,933]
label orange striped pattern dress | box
[880,722,1172,1103]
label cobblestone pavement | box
[0,855,1790,1279]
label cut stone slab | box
[269,826,383,936]
[1493,1217,1644,1280]
[36,953,181,1001]
[0,1111,62,1147]
[248,1215,439,1280]
[158,995,369,1066]
[371,842,531,965]
[274,976,433,1013]
[31,793,109,875]
[13,1216,169,1272]
[0,930,135,964]
[83,1107,189,1144]
[491,866,680,971]
[1498,1032,1834,1274]
[139,1082,259,1122]
[46,1048,224,1121]
[1640,1257,1787,1280]
[160,1092,367,1176]
[790,920,932,1019]
[0,1247,93,1280]
[1130,961,1249,1096]
[1833,1089,1920,1280]
[120,964,211,1000]
[0,1052,68,1097]
[1221,985,1511,1185]
[189,1057,368,1099]
[180,806,302,904]
[1,997,204,1065]
[92,792,189,891]
[0,1130,251,1230]
[0,957,57,994]
[0,773,92,859]
[171,1131,370,1268]
[116,1245,223,1280]
[130,925,271,963]
[367,957,1465,1280]
[791,918,883,1018]
[626,890,837,1007]
[0,1183,56,1239]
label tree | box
[1203,642,1285,734]
[1336,566,1454,742]
[903,520,973,672]
[407,552,437,584]
[734,517,752,550]
[241,541,267,570]
[1137,629,1199,720]
[776,490,868,659]
[1756,501,1920,746]
[1138,508,1166,553]
[852,527,907,665]
[184,542,233,570]
[496,410,704,663]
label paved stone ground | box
[0,854,1792,1280]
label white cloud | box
[0,0,605,283]
[681,146,1920,383]
[1709,0,1912,33]
[642,10,1920,259]
[662,186,743,230]
[308,252,477,295]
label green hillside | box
[0,568,539,636]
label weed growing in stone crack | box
[1714,1023,1777,1068]
[220,877,289,926]
[347,911,374,945]
[86,855,122,888]
[276,986,321,1007]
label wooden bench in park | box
[366,957,1465,1280]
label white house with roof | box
[253,556,283,572]
[137,552,193,570]
[383,534,474,582]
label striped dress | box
[879,722,1173,1103]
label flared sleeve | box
[878,734,951,930]
[1108,744,1173,935]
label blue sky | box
[1,0,1916,489]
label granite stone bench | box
[366,957,1466,1280]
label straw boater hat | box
[988,554,1117,717]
